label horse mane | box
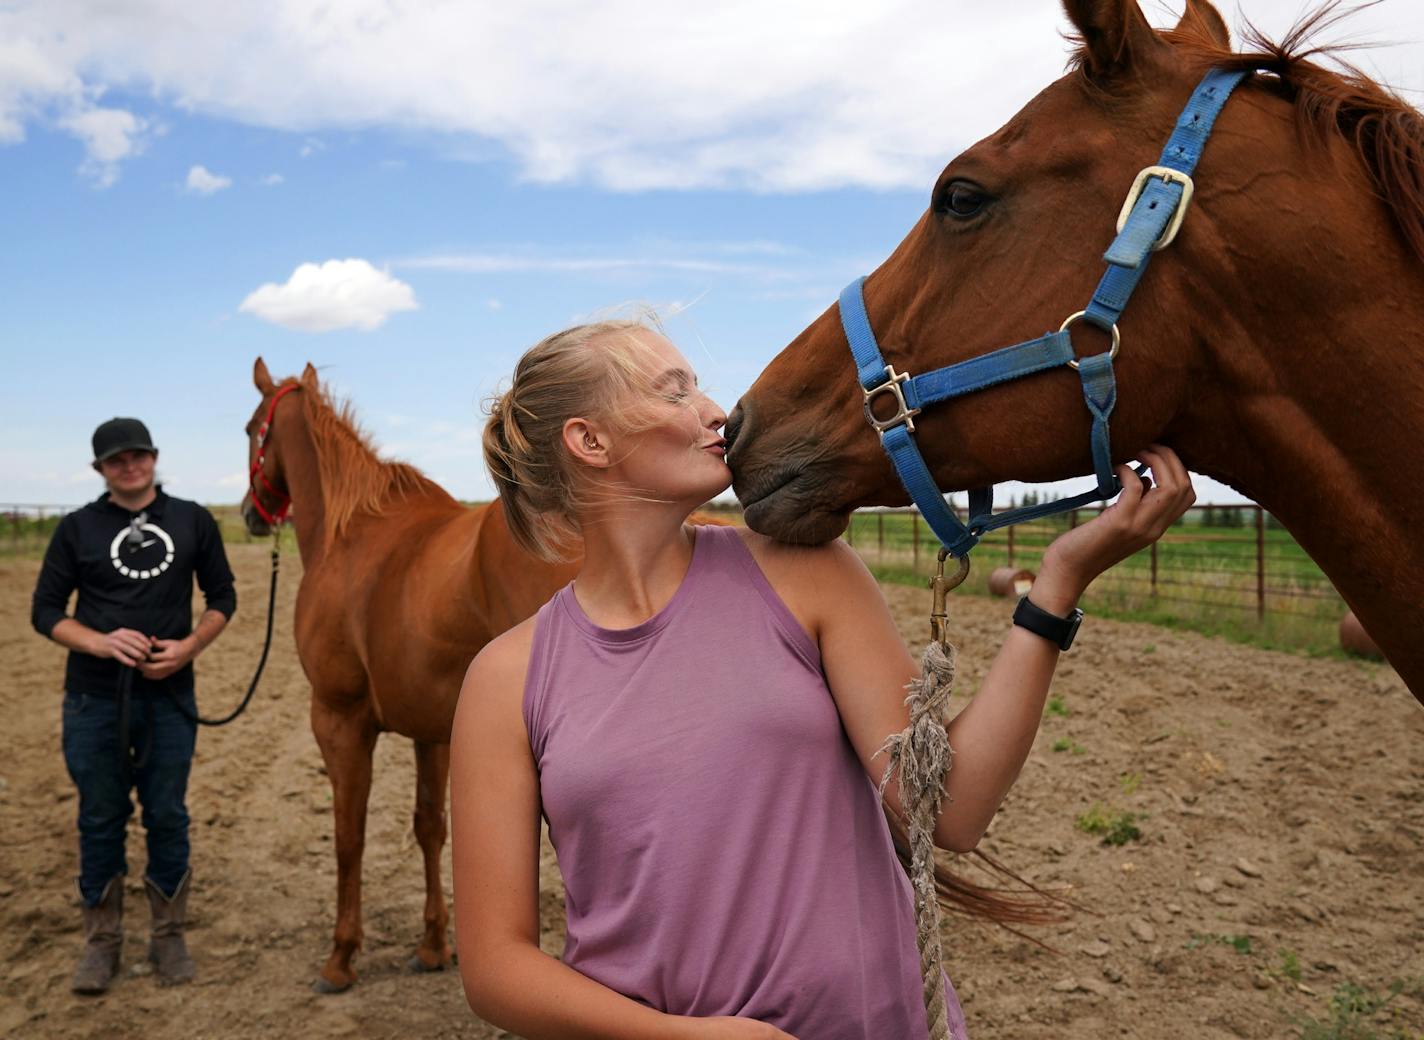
[1077,2,1424,263]
[284,371,455,542]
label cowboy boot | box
[144,870,195,986]
[71,875,123,995]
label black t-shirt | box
[31,487,237,697]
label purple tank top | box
[523,524,968,1039]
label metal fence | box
[2,504,81,556]
[844,503,1343,627]
[6,498,1345,635]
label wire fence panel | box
[844,503,1347,651]
[2,504,82,558]
[8,499,1349,651]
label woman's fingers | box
[1132,445,1196,533]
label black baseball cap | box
[92,418,158,463]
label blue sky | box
[3,1,1420,508]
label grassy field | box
[846,506,1347,657]
[4,501,1349,657]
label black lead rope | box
[116,536,282,773]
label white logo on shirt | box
[109,521,176,580]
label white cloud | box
[185,164,231,194]
[259,172,283,186]
[59,107,149,187]
[1,1,1420,192]
[239,258,418,333]
[485,298,502,311]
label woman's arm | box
[450,624,793,1040]
[793,446,1196,853]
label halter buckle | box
[863,365,921,435]
[1116,165,1195,251]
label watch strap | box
[1012,595,1084,651]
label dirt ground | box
[2,543,1421,1040]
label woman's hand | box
[1032,444,1196,612]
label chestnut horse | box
[727,0,1424,703]
[241,359,577,992]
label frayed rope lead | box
[878,637,958,1040]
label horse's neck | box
[1177,229,1424,694]
[280,410,330,565]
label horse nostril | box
[724,402,747,456]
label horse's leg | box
[408,740,453,972]
[310,697,379,994]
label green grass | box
[1075,802,1142,845]
[1279,949,1304,982]
[1297,980,1422,1040]
[856,505,1349,658]
[1188,932,1254,955]
[1044,694,1070,717]
[1,503,264,560]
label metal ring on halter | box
[1059,311,1121,371]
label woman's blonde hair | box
[483,317,682,560]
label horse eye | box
[940,182,990,218]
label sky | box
[3,0,1421,510]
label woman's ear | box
[562,418,613,469]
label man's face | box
[96,449,157,497]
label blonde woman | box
[451,319,1194,1039]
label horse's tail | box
[884,809,1076,930]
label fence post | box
[1007,523,1015,566]
[1069,509,1078,529]
[846,513,854,546]
[1150,539,1158,597]
[1256,505,1265,620]
[877,512,884,554]
[912,511,920,568]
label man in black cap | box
[31,418,237,994]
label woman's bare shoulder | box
[734,523,868,589]
[457,615,540,726]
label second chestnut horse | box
[241,359,578,992]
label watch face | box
[110,516,175,580]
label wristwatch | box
[1012,595,1084,651]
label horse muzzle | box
[727,399,882,544]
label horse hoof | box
[406,953,448,974]
[311,975,352,995]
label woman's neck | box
[571,502,699,630]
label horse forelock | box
[284,374,447,542]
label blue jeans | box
[61,687,198,906]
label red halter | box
[248,384,301,526]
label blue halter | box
[840,67,1247,558]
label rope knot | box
[877,637,959,1040]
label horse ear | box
[301,362,319,387]
[1062,0,1166,78]
[254,357,275,394]
[1175,0,1230,48]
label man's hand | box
[139,637,197,680]
[94,627,152,667]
